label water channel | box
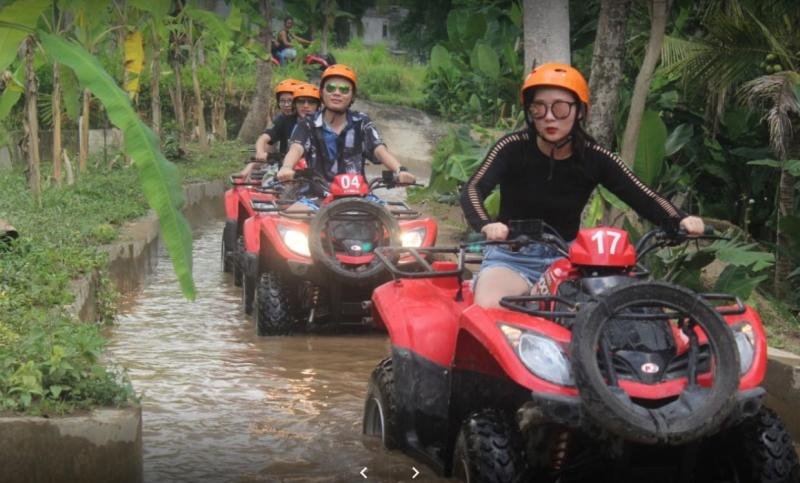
[106,215,450,483]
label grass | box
[332,39,427,109]
[0,141,243,414]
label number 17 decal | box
[590,230,622,254]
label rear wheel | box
[452,409,529,483]
[254,271,294,336]
[362,358,399,449]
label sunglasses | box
[324,83,351,95]
[530,100,577,120]
[295,98,319,106]
[278,99,293,106]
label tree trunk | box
[213,57,228,141]
[238,0,273,143]
[321,0,331,55]
[188,22,207,149]
[619,0,672,166]
[774,167,796,298]
[79,88,90,172]
[52,61,63,186]
[24,37,40,199]
[172,59,186,144]
[586,0,632,149]
[522,0,570,70]
[151,39,162,139]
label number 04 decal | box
[339,174,360,189]
[590,230,622,254]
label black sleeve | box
[460,135,514,232]
[263,114,285,142]
[593,145,686,227]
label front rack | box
[498,292,746,320]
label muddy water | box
[106,217,451,483]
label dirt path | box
[354,99,469,246]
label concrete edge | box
[0,406,143,483]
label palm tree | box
[739,72,800,298]
[660,0,799,297]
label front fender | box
[457,305,578,396]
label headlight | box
[500,324,574,386]
[278,226,310,257]
[732,322,755,375]
[400,228,426,248]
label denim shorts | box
[477,242,564,290]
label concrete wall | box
[0,407,143,483]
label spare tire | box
[309,198,400,286]
[570,281,740,445]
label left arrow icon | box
[360,467,368,479]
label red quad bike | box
[240,170,438,336]
[221,159,281,288]
[362,220,800,482]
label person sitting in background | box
[275,16,310,66]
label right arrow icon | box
[411,466,420,479]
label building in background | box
[359,6,408,50]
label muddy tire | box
[242,271,255,315]
[727,407,800,483]
[221,225,233,273]
[452,409,529,483]
[570,282,740,445]
[233,237,244,287]
[254,271,294,336]
[309,198,400,286]
[362,358,399,449]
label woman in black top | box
[460,63,704,308]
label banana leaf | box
[0,0,49,72]
[39,31,195,299]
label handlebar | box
[462,220,722,261]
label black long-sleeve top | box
[460,129,686,240]
[263,113,298,155]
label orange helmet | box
[275,78,301,101]
[292,83,320,101]
[521,63,590,107]
[320,64,357,90]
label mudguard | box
[371,278,468,367]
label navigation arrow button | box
[360,466,368,479]
[411,466,420,479]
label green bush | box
[0,142,243,413]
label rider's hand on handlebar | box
[679,216,705,235]
[277,165,295,181]
[396,170,416,185]
[481,222,509,241]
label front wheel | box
[242,271,255,315]
[362,358,399,449]
[233,237,244,287]
[254,271,294,336]
[714,407,800,483]
[452,409,529,483]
